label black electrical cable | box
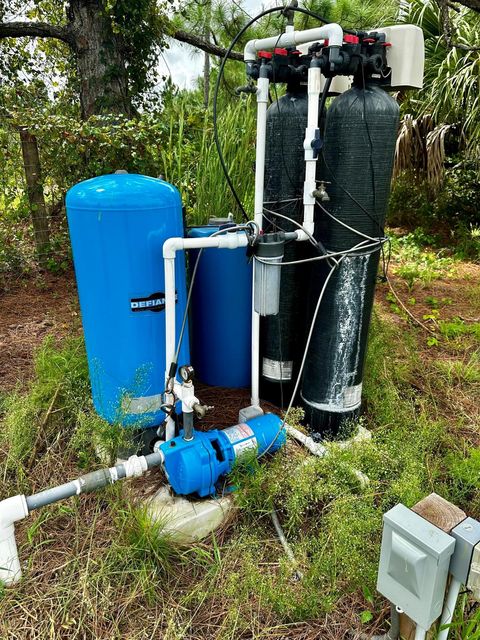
[213,3,352,221]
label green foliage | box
[389,230,456,288]
[225,315,463,619]
[0,335,136,491]
[388,171,433,228]
[447,593,480,640]
[0,336,89,484]
[105,0,169,108]
[401,0,480,150]
[1,295,479,634]
[110,504,181,578]
[439,318,480,340]
[389,166,480,258]
[296,0,397,30]
[443,448,480,510]
[1,92,256,267]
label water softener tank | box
[66,173,190,427]
[301,83,399,438]
[260,87,314,406]
[188,223,251,387]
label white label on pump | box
[262,358,293,381]
[343,383,362,409]
[223,423,257,458]
[232,438,257,457]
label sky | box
[159,0,277,89]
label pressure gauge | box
[179,365,195,383]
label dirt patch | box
[0,271,80,391]
[375,261,480,444]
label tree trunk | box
[203,52,211,108]
[18,128,50,267]
[203,0,212,108]
[67,0,131,119]
[0,5,247,119]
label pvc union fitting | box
[123,455,148,479]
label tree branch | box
[172,29,243,61]
[0,21,73,45]
[452,0,480,12]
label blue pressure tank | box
[188,224,252,388]
[66,173,190,428]
[161,413,286,497]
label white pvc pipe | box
[163,234,250,437]
[414,626,427,640]
[302,64,322,237]
[286,424,327,457]
[254,76,269,227]
[244,24,343,62]
[251,74,269,409]
[0,495,28,585]
[437,577,461,640]
[0,453,164,586]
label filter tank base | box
[302,404,361,442]
[146,485,234,543]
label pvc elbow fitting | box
[163,237,183,259]
[0,495,29,585]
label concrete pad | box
[147,485,234,543]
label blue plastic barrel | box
[66,173,190,427]
[188,225,252,387]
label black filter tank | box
[260,87,314,407]
[301,82,399,438]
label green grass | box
[434,351,480,384]
[390,230,457,289]
[0,307,479,637]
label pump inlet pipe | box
[0,452,164,585]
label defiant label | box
[130,291,177,312]
[223,423,257,458]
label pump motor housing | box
[160,413,286,497]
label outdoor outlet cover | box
[377,503,455,630]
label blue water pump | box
[160,413,286,497]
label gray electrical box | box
[450,517,480,584]
[377,504,455,630]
